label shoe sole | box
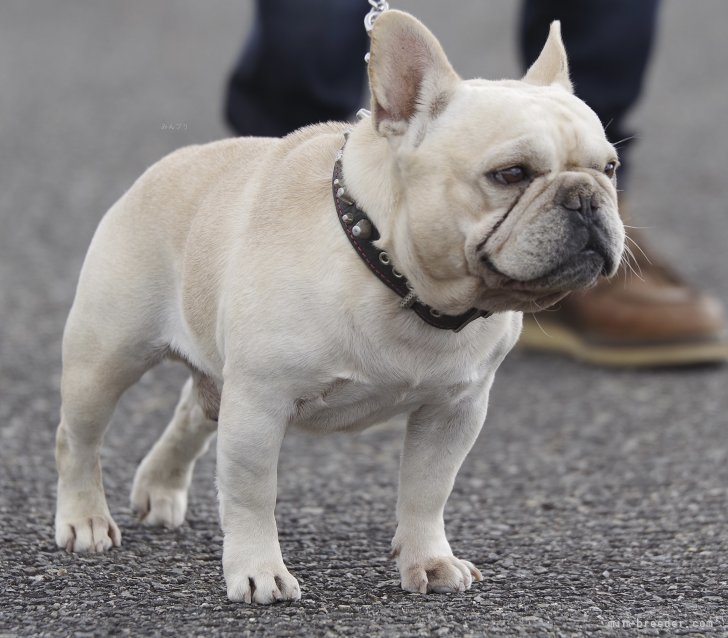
[519,317,728,368]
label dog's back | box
[66,124,346,372]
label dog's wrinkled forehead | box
[428,80,614,171]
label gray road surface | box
[1,1,727,636]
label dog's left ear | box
[368,10,460,138]
[522,21,573,93]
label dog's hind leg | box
[55,313,156,553]
[130,376,218,528]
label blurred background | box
[1,1,727,635]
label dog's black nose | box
[561,192,598,222]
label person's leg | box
[518,0,728,366]
[225,0,369,137]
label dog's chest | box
[290,376,452,433]
[288,313,519,433]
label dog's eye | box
[492,166,527,185]
[604,161,617,178]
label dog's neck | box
[342,121,425,298]
[340,122,400,234]
[342,122,486,317]
[338,123,490,331]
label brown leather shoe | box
[519,229,728,367]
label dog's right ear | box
[522,21,573,93]
[368,10,460,139]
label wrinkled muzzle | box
[480,173,624,292]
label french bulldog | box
[54,10,624,603]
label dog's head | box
[362,11,625,314]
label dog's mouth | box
[481,248,607,293]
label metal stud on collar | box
[352,219,373,239]
[336,187,354,205]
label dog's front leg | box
[393,381,492,594]
[217,383,300,604]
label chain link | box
[360,0,390,118]
[364,0,390,32]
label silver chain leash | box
[358,1,390,119]
[364,0,390,32]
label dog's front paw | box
[55,512,121,553]
[225,562,301,604]
[400,555,483,594]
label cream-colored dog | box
[55,11,624,603]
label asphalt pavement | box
[1,1,727,636]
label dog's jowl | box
[55,11,624,603]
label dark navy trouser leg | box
[225,0,370,137]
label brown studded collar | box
[331,139,490,333]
